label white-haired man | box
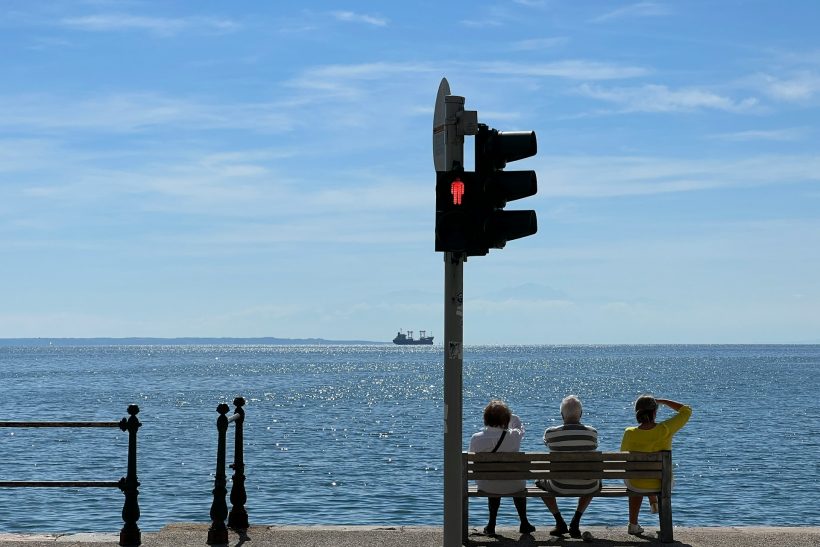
[536,395,599,538]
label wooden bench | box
[462,450,673,544]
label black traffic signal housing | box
[435,125,537,256]
[472,123,538,254]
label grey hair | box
[560,395,583,423]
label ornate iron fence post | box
[228,397,248,531]
[207,404,230,545]
[118,405,141,547]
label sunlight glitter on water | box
[0,344,818,531]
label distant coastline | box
[1,339,816,347]
[0,337,387,346]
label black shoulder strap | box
[491,429,507,453]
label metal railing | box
[0,405,142,546]
[208,397,248,545]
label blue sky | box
[1,1,818,343]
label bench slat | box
[468,461,662,472]
[469,470,661,481]
[467,485,659,498]
[466,451,663,463]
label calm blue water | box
[0,344,818,532]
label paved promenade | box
[1,524,820,547]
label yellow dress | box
[620,405,692,491]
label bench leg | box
[658,495,673,543]
[659,451,674,543]
[461,492,468,545]
[461,456,469,546]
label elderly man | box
[536,395,599,538]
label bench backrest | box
[463,451,668,482]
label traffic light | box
[435,167,476,253]
[464,123,537,255]
[435,126,538,256]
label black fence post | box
[118,405,141,547]
[228,397,248,532]
[207,404,230,545]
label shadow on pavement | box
[467,530,694,546]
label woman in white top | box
[468,400,536,536]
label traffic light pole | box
[443,94,465,547]
[443,251,463,547]
[434,78,537,547]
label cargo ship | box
[393,330,434,345]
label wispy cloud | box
[286,59,646,106]
[460,18,503,28]
[756,71,820,102]
[285,61,435,101]
[472,297,577,314]
[3,139,427,219]
[577,83,758,112]
[460,4,514,27]
[281,59,649,130]
[481,60,648,80]
[298,59,643,84]
[0,93,294,133]
[59,13,240,35]
[509,37,568,51]
[0,138,64,173]
[777,47,820,64]
[539,155,717,198]
[293,62,432,81]
[330,11,388,27]
[708,128,808,142]
[25,36,74,51]
[536,154,820,198]
[513,0,551,7]
[592,2,671,23]
[484,282,568,300]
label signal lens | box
[451,178,465,205]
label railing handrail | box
[0,481,121,487]
[0,421,121,428]
[0,405,142,547]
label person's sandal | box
[549,522,568,536]
[628,523,644,535]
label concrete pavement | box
[1,524,820,547]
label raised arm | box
[657,399,692,435]
[655,398,686,411]
[507,414,524,444]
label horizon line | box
[0,337,818,346]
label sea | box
[0,343,818,533]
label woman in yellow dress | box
[620,395,692,535]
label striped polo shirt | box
[542,423,599,494]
